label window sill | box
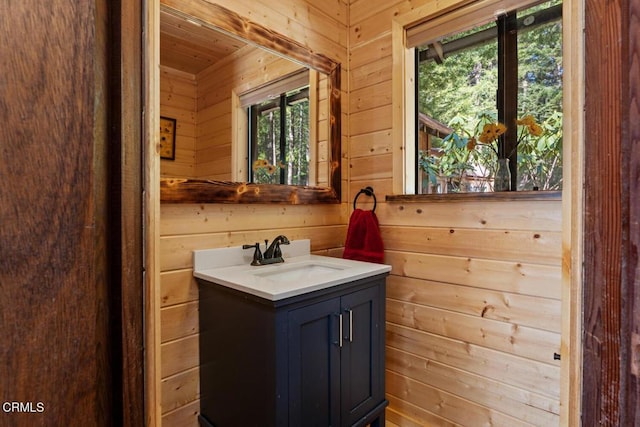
[385,190,561,203]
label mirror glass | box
[158,2,341,204]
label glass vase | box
[494,158,511,192]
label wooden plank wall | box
[160,66,197,177]
[159,1,349,425]
[378,199,562,426]
[348,0,563,425]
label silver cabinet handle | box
[339,313,343,348]
[347,309,353,342]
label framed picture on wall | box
[160,116,176,160]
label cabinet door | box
[288,297,342,426]
[340,285,383,425]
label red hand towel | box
[343,209,385,264]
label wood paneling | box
[387,298,560,364]
[147,0,163,423]
[162,400,200,427]
[386,395,458,427]
[160,67,197,177]
[387,323,561,397]
[161,302,198,342]
[559,1,585,423]
[161,368,199,414]
[382,225,561,265]
[162,0,347,63]
[387,370,532,427]
[387,276,561,333]
[160,225,345,271]
[377,199,562,231]
[385,249,561,299]
[160,203,346,235]
[160,8,247,75]
[161,335,199,378]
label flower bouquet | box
[420,113,548,192]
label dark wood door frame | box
[583,0,640,424]
[113,0,146,424]
[0,0,145,425]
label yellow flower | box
[478,122,506,143]
[516,115,536,126]
[266,164,277,174]
[252,159,269,171]
[529,123,543,136]
[478,125,494,143]
[466,136,477,151]
[517,115,544,137]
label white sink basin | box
[250,260,347,282]
[193,240,391,301]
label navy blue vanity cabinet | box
[197,273,388,427]
[288,283,386,426]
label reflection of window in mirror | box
[411,0,563,193]
[247,81,310,185]
[234,69,324,186]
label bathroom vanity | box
[193,240,391,427]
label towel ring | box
[353,186,377,212]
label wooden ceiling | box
[160,8,247,75]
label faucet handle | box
[242,242,263,266]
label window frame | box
[232,69,319,186]
[392,0,554,195]
[247,86,311,185]
[415,4,562,192]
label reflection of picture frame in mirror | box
[160,116,176,160]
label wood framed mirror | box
[159,0,341,204]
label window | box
[410,0,563,193]
[245,72,310,186]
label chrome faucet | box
[243,235,290,265]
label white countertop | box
[193,240,391,301]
